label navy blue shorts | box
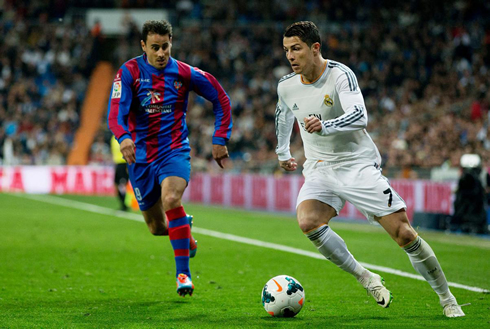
[127,152,191,211]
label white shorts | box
[297,160,406,224]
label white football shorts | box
[297,160,407,224]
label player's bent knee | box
[396,227,417,246]
[162,194,182,209]
[297,214,322,233]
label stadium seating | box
[1,1,489,179]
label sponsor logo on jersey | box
[292,103,299,111]
[112,81,122,99]
[136,78,150,83]
[324,94,333,107]
[174,80,183,90]
[142,90,161,106]
[144,104,173,114]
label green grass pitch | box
[1,193,489,328]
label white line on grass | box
[14,193,489,294]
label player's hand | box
[304,116,322,133]
[279,158,298,171]
[212,144,229,169]
[120,138,136,165]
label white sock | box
[306,225,366,279]
[404,236,452,301]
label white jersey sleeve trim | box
[318,66,368,136]
[275,99,295,161]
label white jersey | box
[275,60,382,165]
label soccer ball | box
[261,275,305,317]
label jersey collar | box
[300,60,327,85]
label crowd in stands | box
[1,1,490,178]
[0,1,94,165]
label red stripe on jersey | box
[171,61,191,150]
[125,61,141,147]
[201,72,232,139]
[146,73,166,163]
[125,59,141,89]
[174,249,190,257]
[166,206,186,221]
[108,68,127,138]
[146,111,161,163]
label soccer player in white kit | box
[275,21,465,318]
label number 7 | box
[383,188,392,207]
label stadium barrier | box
[0,167,455,221]
[0,166,114,196]
[182,173,455,221]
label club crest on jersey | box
[111,81,122,99]
[142,90,161,106]
[324,94,334,107]
[174,80,183,90]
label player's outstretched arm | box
[279,158,297,171]
[212,144,229,169]
[190,67,233,145]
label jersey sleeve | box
[275,92,295,161]
[190,67,232,145]
[319,68,368,136]
[107,67,134,143]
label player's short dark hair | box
[283,21,321,47]
[142,20,172,43]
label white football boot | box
[359,272,393,308]
[441,296,466,318]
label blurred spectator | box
[89,134,112,165]
[450,154,488,234]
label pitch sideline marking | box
[14,193,489,294]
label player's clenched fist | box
[279,158,298,171]
[304,116,322,133]
[212,144,229,168]
[120,138,136,165]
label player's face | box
[283,36,315,75]
[141,33,172,69]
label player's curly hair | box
[283,21,321,47]
[142,20,172,43]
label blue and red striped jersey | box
[107,54,232,163]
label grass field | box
[1,193,489,328]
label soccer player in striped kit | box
[275,21,464,317]
[108,20,232,297]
